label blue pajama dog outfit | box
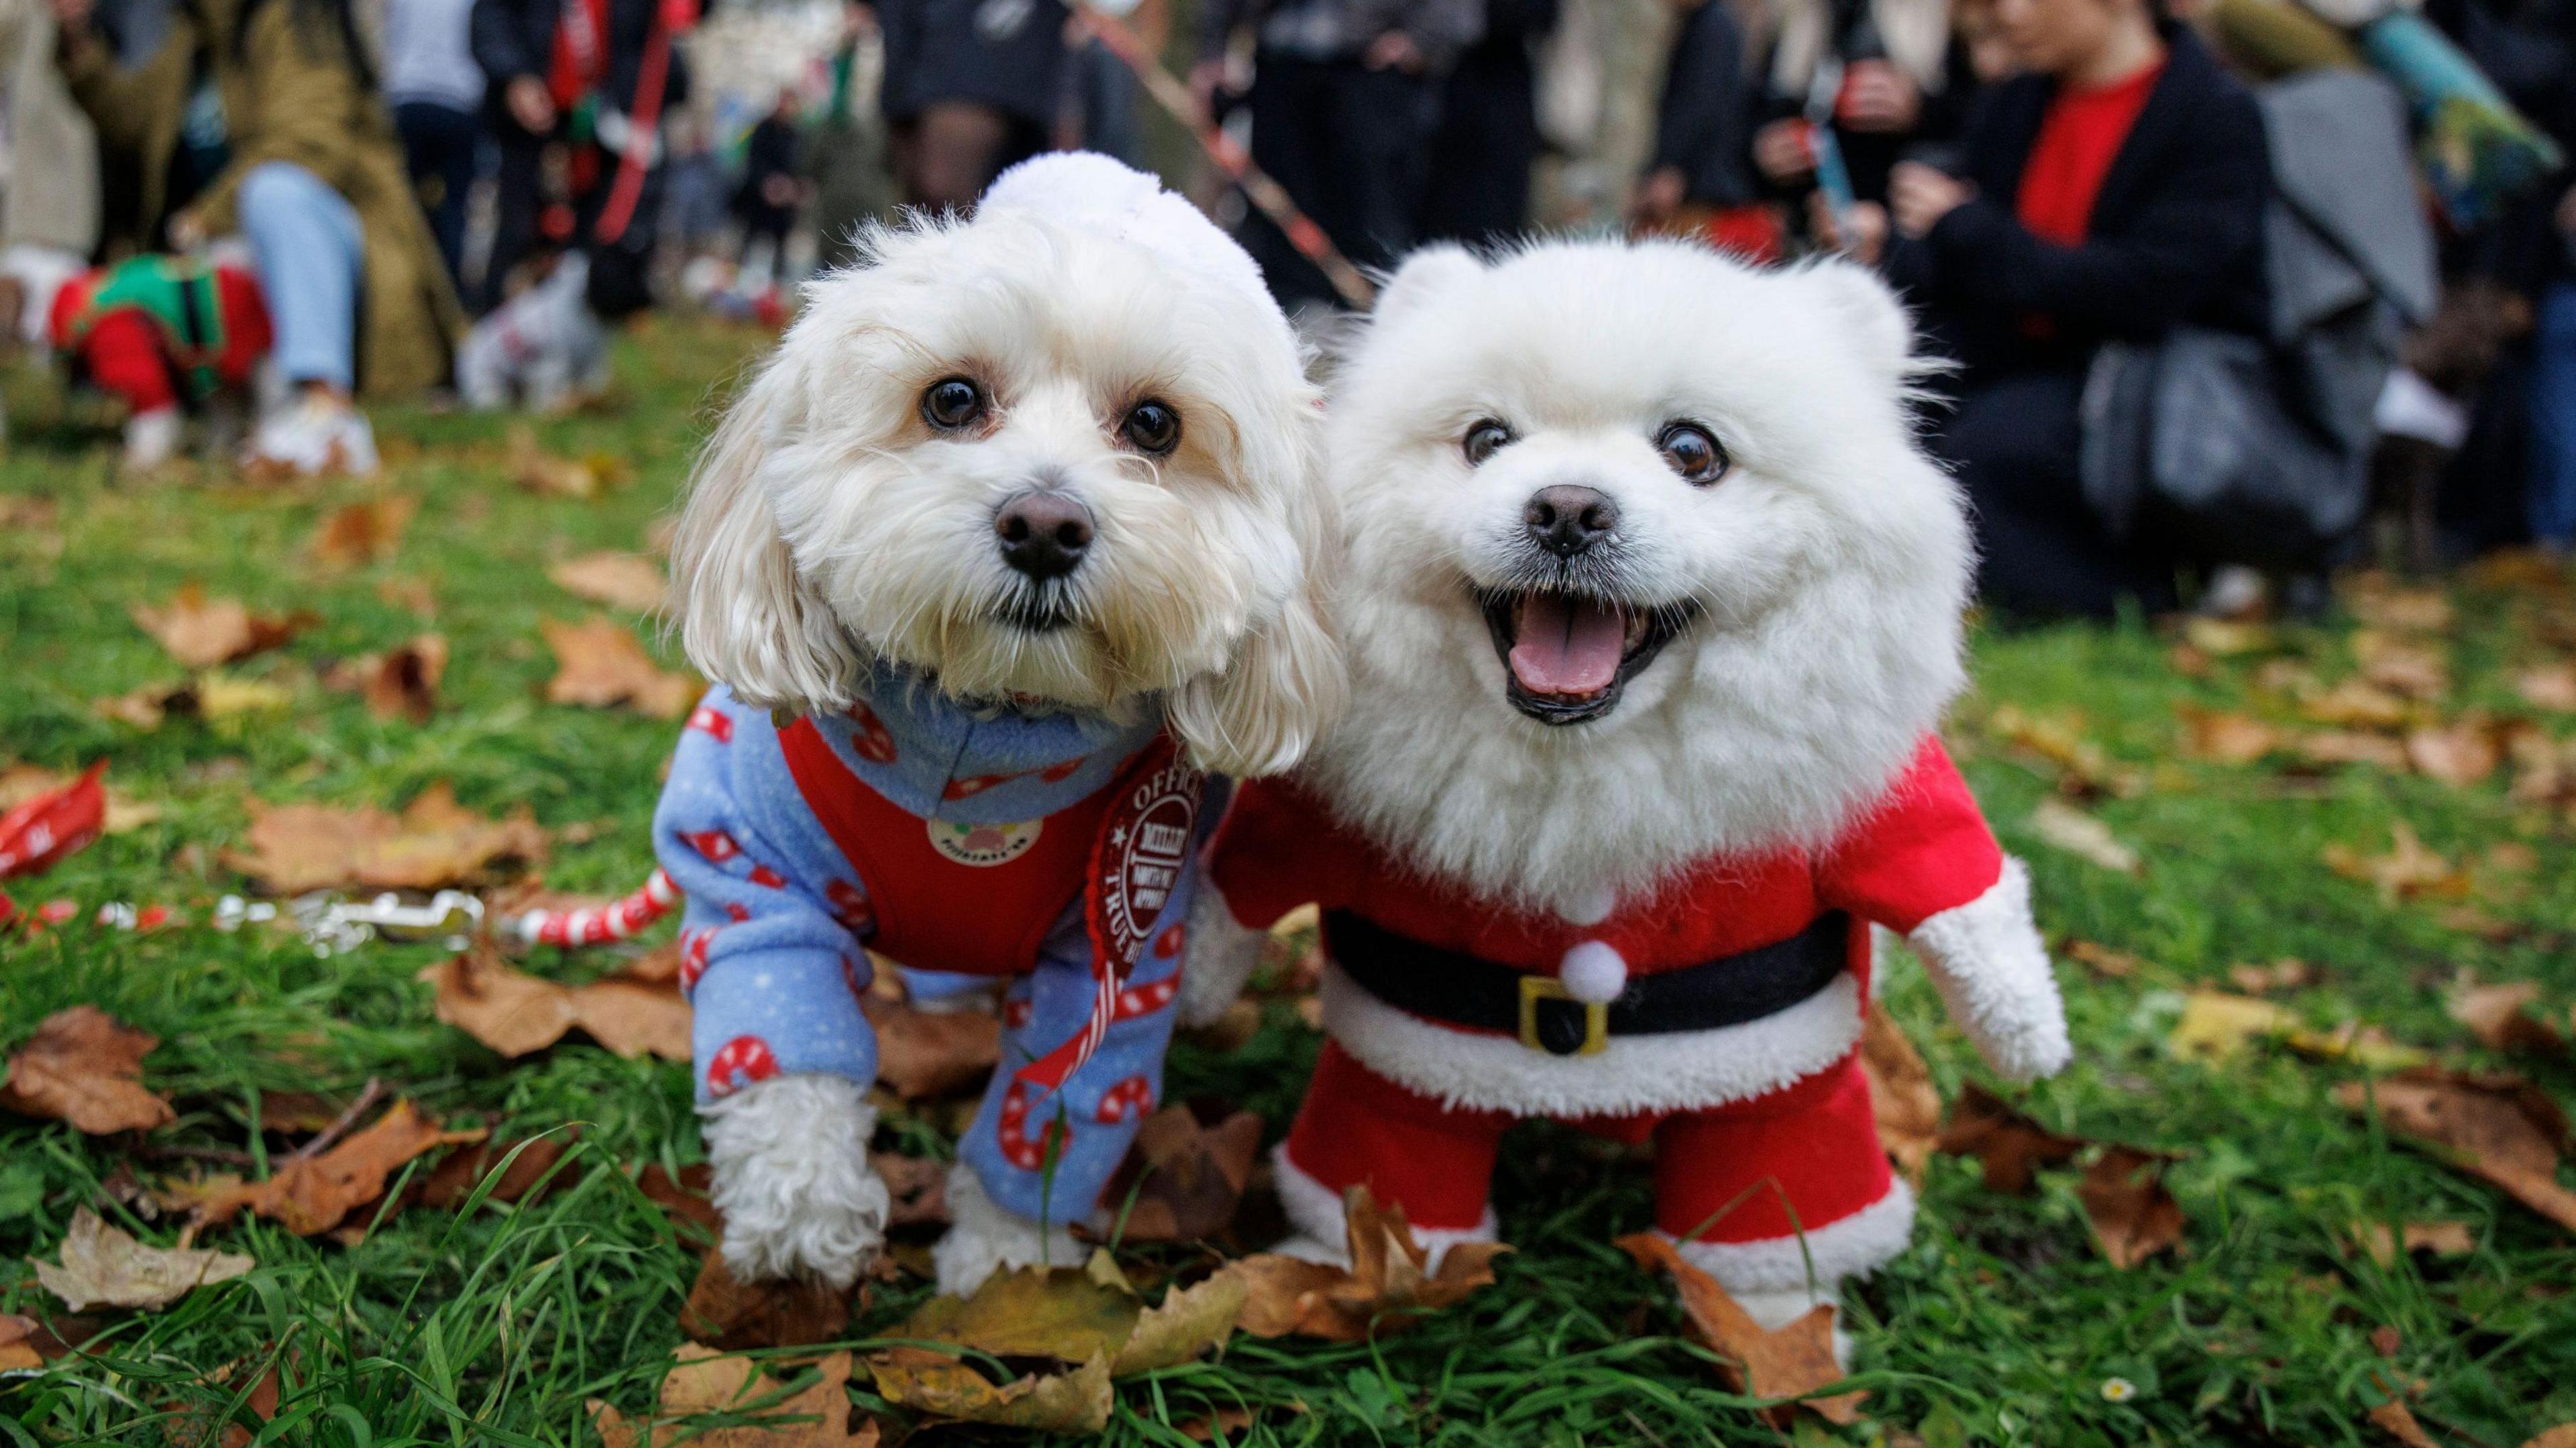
[653,667,1212,1225]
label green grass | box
[4,319,2574,1446]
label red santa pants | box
[1282,1038,1893,1246]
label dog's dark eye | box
[1658,423,1727,485]
[1462,421,1513,466]
[1121,400,1181,455]
[922,377,985,431]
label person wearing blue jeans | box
[2528,280,2576,549]
[235,161,380,475]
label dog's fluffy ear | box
[666,356,864,715]
[1795,258,1917,384]
[1371,244,1483,325]
[1168,421,1348,777]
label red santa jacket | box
[1209,735,2004,994]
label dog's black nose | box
[994,491,1095,580]
[1524,485,1619,558]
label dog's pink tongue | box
[1508,596,1625,697]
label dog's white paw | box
[1730,1284,1855,1368]
[701,1073,888,1291]
[930,1164,1083,1296]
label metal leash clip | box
[286,890,486,958]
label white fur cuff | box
[1271,1141,1497,1272]
[702,1073,889,1291]
[1665,1178,1915,1294]
[1904,858,2071,1082]
[1177,882,1267,1027]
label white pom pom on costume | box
[979,152,1274,324]
[1559,940,1627,1004]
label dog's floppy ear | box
[1796,258,1917,384]
[1371,243,1483,325]
[1167,419,1349,778]
[666,355,865,716]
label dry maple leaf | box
[2334,1068,2576,1234]
[2167,991,2295,1065]
[2516,665,2576,713]
[594,1345,875,1448]
[223,783,547,895]
[869,1346,1112,1435]
[0,1006,175,1133]
[2353,630,2451,700]
[549,551,667,613]
[636,1162,722,1239]
[1937,1083,2083,1194]
[2028,798,2139,874]
[2367,1395,2440,1448]
[540,615,698,718]
[168,1100,486,1235]
[0,1316,42,1372]
[2406,722,2501,787]
[509,427,633,500]
[129,585,313,669]
[2064,940,2144,979]
[403,1131,578,1212]
[2526,1426,2576,1448]
[2324,824,2471,903]
[325,634,447,724]
[2176,706,2282,766]
[2077,1147,2185,1268]
[2349,1220,2477,1266]
[419,944,691,1061]
[1860,1005,1941,1186]
[1228,1184,1507,1342]
[2447,977,2564,1056]
[861,994,1001,1099]
[307,495,417,569]
[874,1150,951,1227]
[1096,1105,1263,1241]
[34,1209,254,1311]
[1616,1231,1864,1425]
[682,1247,853,1351]
[2300,677,2417,730]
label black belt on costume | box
[1322,907,1852,1057]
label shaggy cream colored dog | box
[1185,239,2068,1347]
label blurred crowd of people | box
[1,0,2571,618]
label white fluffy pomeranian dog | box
[1184,239,2066,1349]
[656,154,1341,1296]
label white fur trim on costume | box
[1666,1177,1915,1295]
[1905,858,2072,1082]
[1559,941,1627,1005]
[1271,1141,1497,1272]
[702,1074,889,1291]
[1319,962,1865,1117]
[932,1163,1086,1296]
[1177,880,1267,1027]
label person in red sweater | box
[1827,0,2270,618]
[49,255,274,471]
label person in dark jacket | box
[1632,0,1772,255]
[1839,3,2268,617]
[1419,0,1552,245]
[877,0,1069,209]
[735,92,806,274]
[470,0,690,317]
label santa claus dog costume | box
[657,154,1340,1297]
[1180,239,2071,1340]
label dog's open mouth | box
[1479,590,1692,724]
[998,594,1076,632]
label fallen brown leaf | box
[1860,1005,1940,1186]
[2300,678,2416,730]
[1937,1083,2082,1194]
[637,1162,722,1239]
[862,995,1000,1099]
[2349,1220,2477,1266]
[2516,665,2576,713]
[2335,1068,2576,1234]
[307,495,416,569]
[404,1131,577,1211]
[2029,798,2139,874]
[130,584,313,669]
[0,1006,174,1133]
[223,783,547,894]
[2228,958,2312,994]
[2343,577,2453,634]
[1097,1105,1263,1241]
[1228,1184,1507,1341]
[2176,706,2282,766]
[325,634,447,724]
[549,551,666,613]
[874,1150,951,1227]
[541,615,697,718]
[419,944,690,1061]
[594,1345,875,1447]
[2367,1395,2440,1448]
[2353,630,2451,700]
[34,1209,254,1311]
[168,1100,486,1235]
[2406,722,2501,787]
[509,427,633,500]
[2064,940,2144,979]
[682,1247,853,1351]
[868,1345,1112,1435]
[2324,824,2471,903]
[2077,1147,2184,1268]
[2297,730,2414,771]
[1616,1231,1863,1425]
[1178,1406,1258,1441]
[2526,1426,2576,1448]
[2449,977,2564,1056]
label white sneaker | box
[122,405,182,471]
[244,394,379,478]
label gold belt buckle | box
[1517,974,1609,1056]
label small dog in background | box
[655,152,1341,1297]
[455,252,610,413]
[48,251,274,471]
